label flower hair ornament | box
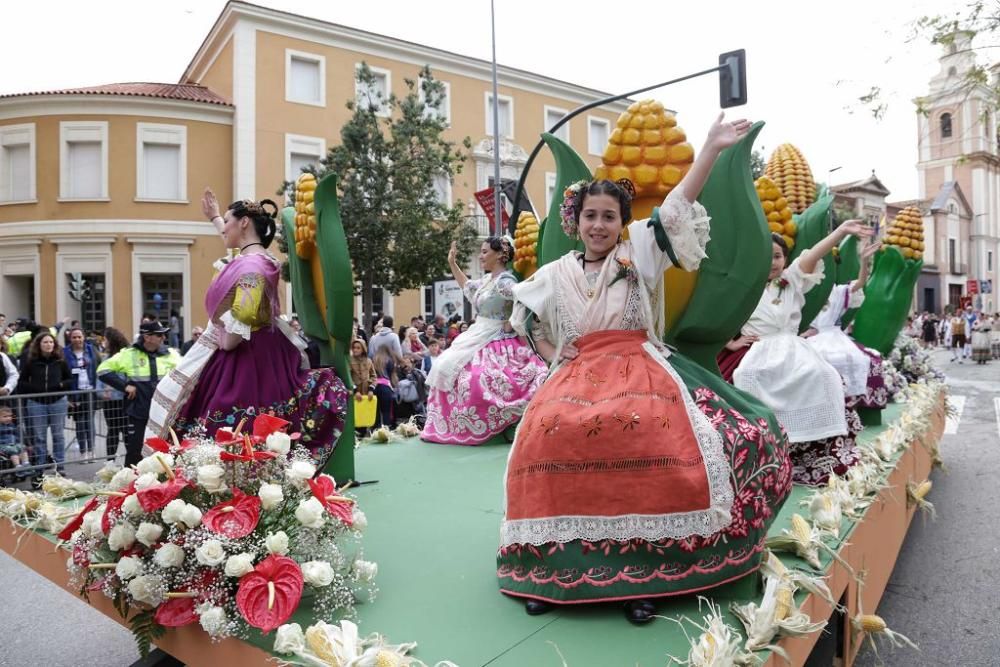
[559,178,636,239]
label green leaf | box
[668,121,770,371]
[280,207,327,341]
[788,192,835,333]
[835,235,862,327]
[852,247,923,354]
[537,133,589,268]
[129,609,166,660]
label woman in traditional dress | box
[421,237,548,445]
[718,221,873,486]
[803,241,889,410]
[498,114,792,624]
[147,189,348,464]
[971,316,992,364]
[990,313,1000,359]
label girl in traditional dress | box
[803,241,889,410]
[147,189,348,464]
[719,221,873,486]
[421,237,548,445]
[498,114,792,624]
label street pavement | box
[0,346,995,666]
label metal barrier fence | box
[0,387,130,481]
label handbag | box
[353,394,377,428]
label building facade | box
[0,1,633,335]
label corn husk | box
[667,598,754,666]
[851,613,919,659]
[906,480,936,520]
[731,577,827,655]
[394,418,421,439]
[805,490,843,538]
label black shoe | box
[624,599,656,625]
[524,599,552,616]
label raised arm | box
[447,241,468,289]
[799,220,873,276]
[851,239,882,292]
[674,113,752,204]
[202,187,225,235]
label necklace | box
[240,242,263,253]
[580,252,610,299]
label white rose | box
[82,509,104,537]
[198,465,228,493]
[121,494,143,518]
[352,509,367,533]
[134,473,159,491]
[273,623,306,654]
[301,560,335,587]
[136,522,164,547]
[258,483,284,510]
[294,497,326,529]
[136,453,173,476]
[115,555,143,580]
[197,604,228,638]
[224,552,255,577]
[285,460,315,484]
[354,559,378,583]
[161,499,187,524]
[265,431,292,456]
[107,522,137,551]
[265,531,289,555]
[153,543,186,569]
[179,504,202,528]
[195,539,227,567]
[127,574,164,606]
[110,468,137,491]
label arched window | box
[948,66,958,77]
[949,201,958,214]
[949,43,958,55]
[941,112,953,138]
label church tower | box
[915,31,998,312]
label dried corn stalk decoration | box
[906,480,936,520]
[667,597,754,666]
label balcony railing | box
[949,262,968,275]
[465,215,492,238]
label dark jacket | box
[16,355,73,403]
[63,341,99,390]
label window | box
[136,123,186,202]
[588,116,610,156]
[432,174,451,206]
[948,66,958,77]
[485,93,514,139]
[142,273,183,325]
[285,50,325,107]
[419,78,451,125]
[544,106,569,142]
[67,272,106,333]
[356,64,391,117]
[949,238,957,272]
[0,123,34,203]
[60,121,108,200]
[940,112,953,139]
[285,134,326,183]
[545,172,557,212]
[989,251,994,273]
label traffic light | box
[68,273,91,302]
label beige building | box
[0,0,629,335]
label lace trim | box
[621,276,644,331]
[500,341,733,546]
[660,192,711,272]
[554,279,582,344]
[219,310,252,341]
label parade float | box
[0,105,947,666]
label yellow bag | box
[354,394,377,428]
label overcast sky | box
[1,0,976,201]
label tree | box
[750,148,766,180]
[281,64,477,332]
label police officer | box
[97,320,179,465]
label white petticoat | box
[806,328,871,397]
[734,332,847,443]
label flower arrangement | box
[608,257,637,289]
[885,335,945,394]
[58,416,375,657]
[559,180,588,238]
[770,277,790,305]
[272,619,457,667]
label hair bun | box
[616,178,636,201]
[259,199,279,219]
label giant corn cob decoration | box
[755,176,797,250]
[281,173,356,480]
[764,144,817,214]
[512,211,541,278]
[852,233,924,355]
[882,206,925,260]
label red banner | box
[474,187,509,232]
[967,279,979,295]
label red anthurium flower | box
[154,597,199,627]
[145,437,171,453]
[220,435,277,463]
[202,490,261,538]
[136,476,192,513]
[307,474,355,527]
[215,428,242,446]
[250,414,301,444]
[236,555,303,633]
[101,481,136,535]
[58,496,99,541]
[87,574,112,591]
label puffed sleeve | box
[510,268,552,340]
[220,273,271,340]
[630,185,711,288]
[783,257,825,295]
[462,278,482,304]
[847,283,865,309]
[495,273,517,300]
